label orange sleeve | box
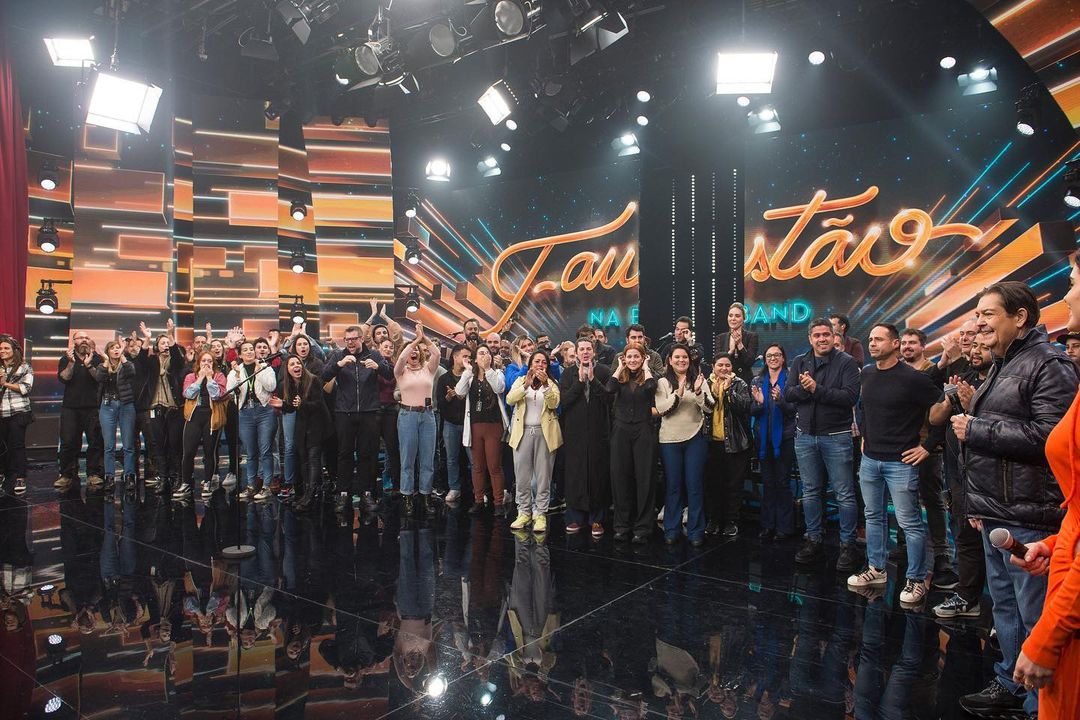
[1022,546,1080,669]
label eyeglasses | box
[344,336,361,342]
[764,353,784,359]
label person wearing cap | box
[1056,332,1080,370]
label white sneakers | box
[847,567,888,587]
[900,578,929,605]
[445,489,461,503]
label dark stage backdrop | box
[398,161,640,344]
[744,102,1080,356]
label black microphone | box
[989,527,1029,559]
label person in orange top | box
[1012,255,1080,719]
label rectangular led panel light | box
[85,72,163,134]
[44,37,95,67]
[477,82,514,125]
[716,51,778,95]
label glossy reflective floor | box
[0,460,997,720]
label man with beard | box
[484,332,504,370]
[57,329,105,489]
[898,328,953,590]
[367,298,404,359]
[929,341,993,620]
[936,318,978,377]
[463,318,482,353]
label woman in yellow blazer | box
[506,351,562,533]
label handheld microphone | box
[989,527,1029,559]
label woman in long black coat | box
[558,337,612,537]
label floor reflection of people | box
[507,532,559,704]
[788,571,856,716]
[0,494,34,718]
[854,594,930,719]
[394,527,440,694]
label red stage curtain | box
[0,9,28,344]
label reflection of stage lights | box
[426,674,447,698]
[736,95,750,107]
[958,66,996,95]
[748,106,781,134]
[38,584,56,595]
[47,634,63,646]
[426,158,451,182]
[475,680,497,707]
[499,142,511,152]
[939,56,956,69]
[478,157,501,177]
[637,89,651,103]
[1064,161,1080,208]
[44,697,63,714]
[505,119,518,131]
[808,50,825,65]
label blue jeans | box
[981,521,1050,716]
[659,433,707,541]
[239,404,277,488]
[859,456,928,579]
[794,432,858,543]
[99,401,136,477]
[282,411,297,486]
[398,408,436,495]
[442,421,470,492]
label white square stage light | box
[85,71,163,134]
[44,37,95,67]
[716,51,778,95]
[478,82,515,125]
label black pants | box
[296,426,323,493]
[610,421,657,537]
[379,404,400,491]
[335,411,380,496]
[0,412,31,479]
[705,442,749,526]
[181,408,219,487]
[134,409,153,479]
[945,449,986,603]
[759,437,796,534]
[897,452,949,558]
[58,406,105,479]
[149,406,183,480]
[216,402,239,477]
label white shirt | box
[523,386,547,426]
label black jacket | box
[784,348,860,435]
[712,330,760,386]
[606,375,657,425]
[704,376,752,453]
[93,360,138,406]
[320,348,393,413]
[962,327,1077,531]
[136,345,186,410]
[58,353,102,409]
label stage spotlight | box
[748,106,781,134]
[47,634,63,647]
[38,162,59,190]
[276,0,338,44]
[44,697,63,714]
[426,158,451,182]
[290,201,307,221]
[44,37,95,67]
[636,115,648,126]
[620,132,636,146]
[478,81,517,125]
[478,157,501,177]
[1064,161,1080,208]
[355,37,400,78]
[958,66,997,95]
[500,142,511,152]
[939,56,956,70]
[1016,84,1040,136]
[290,249,306,274]
[288,296,306,324]
[85,70,162,135]
[404,238,422,265]
[505,118,518,130]
[716,51,777,95]
[35,280,64,315]
[405,287,420,313]
[429,21,458,58]
[637,90,651,102]
[404,191,420,218]
[611,132,639,156]
[736,95,750,107]
[37,219,59,253]
[494,0,525,37]
[808,50,825,65]
[426,674,447,698]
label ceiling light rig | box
[1064,161,1080,208]
[290,248,306,274]
[35,279,71,315]
[426,158,451,182]
[283,294,307,324]
[37,219,60,253]
[83,4,162,134]
[38,161,59,191]
[1015,84,1040,136]
[290,200,308,221]
[478,80,517,125]
[957,64,997,95]
[716,52,778,95]
[748,106,781,134]
[403,191,420,218]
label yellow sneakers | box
[532,514,547,533]
[510,513,532,530]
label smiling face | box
[900,333,924,362]
[485,333,501,353]
[254,340,270,359]
[968,341,992,370]
[463,319,480,336]
[764,346,785,371]
[974,291,1026,356]
[373,326,389,345]
[713,356,733,377]
[669,347,690,375]
[72,331,91,355]
[210,339,224,359]
[0,342,12,363]
[576,339,594,365]
[378,339,394,359]
[239,342,256,363]
[727,306,745,331]
[808,323,835,357]
[958,319,977,353]
[529,352,549,373]
[287,356,303,380]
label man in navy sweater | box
[847,323,941,607]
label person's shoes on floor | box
[721,523,739,538]
[253,487,272,502]
[546,499,565,514]
[13,478,26,495]
[835,542,860,573]
[510,512,532,531]
[933,593,981,619]
[899,578,929,606]
[958,678,1024,717]
[533,514,547,533]
[468,500,485,515]
[200,481,214,499]
[445,489,461,503]
[54,475,73,490]
[847,566,888,588]
[144,475,160,488]
[222,473,237,489]
[422,494,436,516]
[567,522,582,534]
[403,494,416,517]
[171,483,191,499]
[493,503,507,518]
[238,487,254,502]
[590,522,604,538]
[705,521,720,536]
[795,537,824,564]
[931,556,960,590]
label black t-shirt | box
[469,373,501,425]
[58,353,102,409]
[859,361,941,462]
[436,371,466,425]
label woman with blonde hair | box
[507,351,562,534]
[177,351,227,500]
[94,339,138,486]
[606,342,658,543]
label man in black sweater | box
[847,324,941,607]
[56,330,105,489]
[784,318,861,570]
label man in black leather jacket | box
[951,282,1078,719]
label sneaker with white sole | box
[200,481,213,498]
[899,578,929,605]
[253,487,272,502]
[238,487,253,501]
[171,483,191,499]
[222,473,237,489]
[445,489,461,503]
[933,593,981,619]
[510,513,532,530]
[847,567,888,588]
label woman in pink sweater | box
[395,323,441,517]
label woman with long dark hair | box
[704,352,752,538]
[227,340,278,501]
[606,343,658,543]
[712,302,759,386]
[278,333,323,499]
[655,343,712,547]
[0,336,34,495]
[95,340,138,486]
[457,345,508,515]
[209,338,240,489]
[280,354,329,511]
[395,323,441,517]
[139,326,185,494]
[506,350,562,534]
[177,351,227,500]
[750,343,797,539]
